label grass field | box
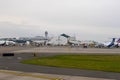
[21,55,120,72]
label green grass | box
[21,55,120,72]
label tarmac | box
[12,46,120,54]
[0,70,115,80]
[1,46,120,54]
[0,46,120,80]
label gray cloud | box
[0,0,120,41]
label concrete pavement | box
[0,53,120,80]
[0,70,115,80]
[0,47,120,80]
[13,47,120,54]
[0,70,61,80]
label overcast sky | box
[0,0,120,41]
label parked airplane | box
[5,40,16,46]
[68,40,81,46]
[114,38,120,48]
[32,40,46,46]
[95,38,120,48]
[0,40,16,46]
[0,40,6,46]
[103,38,116,48]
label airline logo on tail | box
[117,38,120,43]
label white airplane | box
[95,38,120,48]
[68,40,81,46]
[47,36,68,46]
[114,38,120,48]
[103,38,115,48]
[32,40,46,46]
[5,40,16,46]
[0,40,6,46]
[0,40,16,46]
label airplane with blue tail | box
[103,38,116,48]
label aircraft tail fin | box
[112,38,116,43]
[117,38,120,43]
[107,38,115,48]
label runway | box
[0,53,120,80]
[12,46,120,54]
[0,46,120,80]
[0,46,120,54]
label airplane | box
[32,40,46,46]
[5,40,16,46]
[68,40,81,46]
[95,38,116,48]
[0,40,16,46]
[114,38,120,48]
[103,38,116,48]
[95,38,120,48]
[0,40,6,46]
